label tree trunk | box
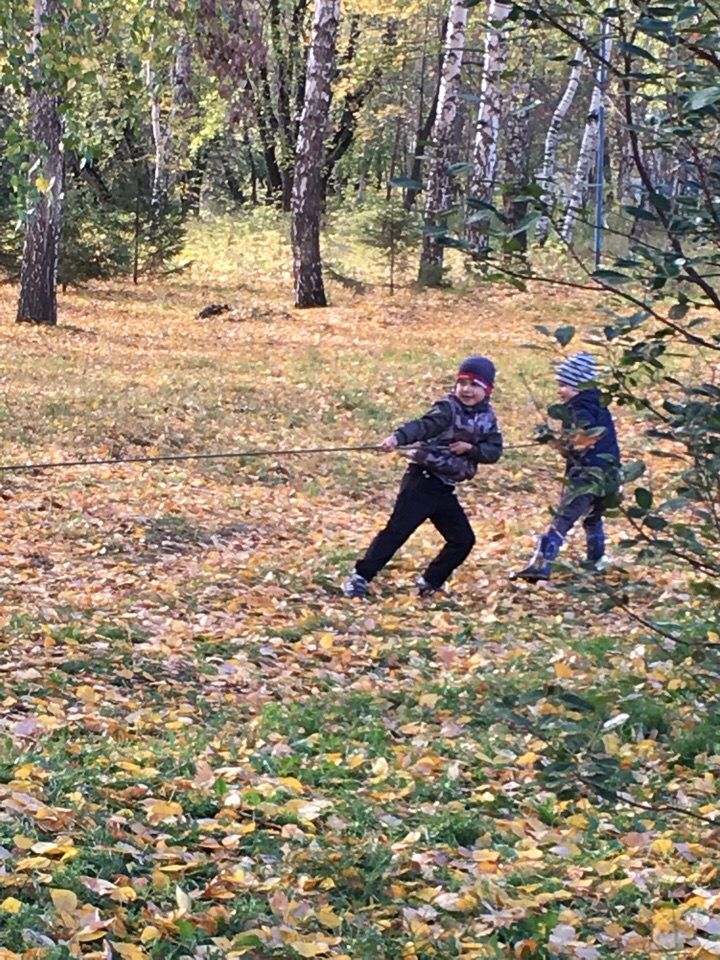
[502,63,531,255]
[146,0,171,218]
[418,0,469,287]
[16,0,64,326]
[464,0,512,253]
[406,13,446,211]
[291,0,340,308]
[561,37,613,244]
[535,46,584,245]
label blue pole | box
[594,19,608,269]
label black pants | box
[355,465,476,588]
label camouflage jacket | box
[393,393,503,484]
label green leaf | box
[618,41,657,61]
[554,325,575,347]
[448,162,473,175]
[557,691,596,713]
[389,176,423,191]
[622,460,646,483]
[685,86,720,110]
[644,514,668,530]
[506,212,542,236]
[422,224,447,237]
[634,487,653,510]
[592,269,632,285]
[466,196,498,213]
[668,302,689,320]
[622,205,657,222]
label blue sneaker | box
[342,573,370,599]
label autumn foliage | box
[0,229,718,959]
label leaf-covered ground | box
[0,226,718,959]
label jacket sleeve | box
[394,400,454,445]
[467,417,503,464]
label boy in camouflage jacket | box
[343,356,503,599]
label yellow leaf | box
[13,835,34,850]
[0,897,23,914]
[553,661,574,678]
[603,732,620,755]
[50,888,78,912]
[318,633,334,650]
[418,693,440,708]
[110,886,137,903]
[278,776,305,794]
[144,799,184,824]
[75,684,99,704]
[140,926,160,944]
[151,868,171,891]
[315,906,342,929]
[111,944,147,960]
[517,751,539,768]
[290,942,331,957]
[650,837,674,856]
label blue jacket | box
[563,389,620,489]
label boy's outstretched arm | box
[392,401,454,446]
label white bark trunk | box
[465,0,512,251]
[418,0,469,286]
[561,38,613,244]
[146,0,171,214]
[535,47,585,245]
[291,0,340,308]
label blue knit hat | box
[457,355,495,392]
[555,352,597,388]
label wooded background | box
[2,0,718,315]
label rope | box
[0,441,540,475]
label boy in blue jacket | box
[513,352,621,582]
[343,356,503,599]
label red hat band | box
[456,372,492,394]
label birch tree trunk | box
[464,0,512,253]
[418,0,468,287]
[16,0,64,326]
[146,0,171,218]
[535,47,584,245]
[561,38,613,244]
[291,0,340,308]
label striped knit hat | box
[555,352,597,388]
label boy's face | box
[455,377,487,406]
[557,382,579,402]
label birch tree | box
[560,37,612,244]
[464,0,512,253]
[418,0,468,287]
[291,0,340,308]
[16,0,64,325]
[535,47,584,245]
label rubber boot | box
[512,531,563,582]
[584,530,606,571]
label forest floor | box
[0,219,718,959]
